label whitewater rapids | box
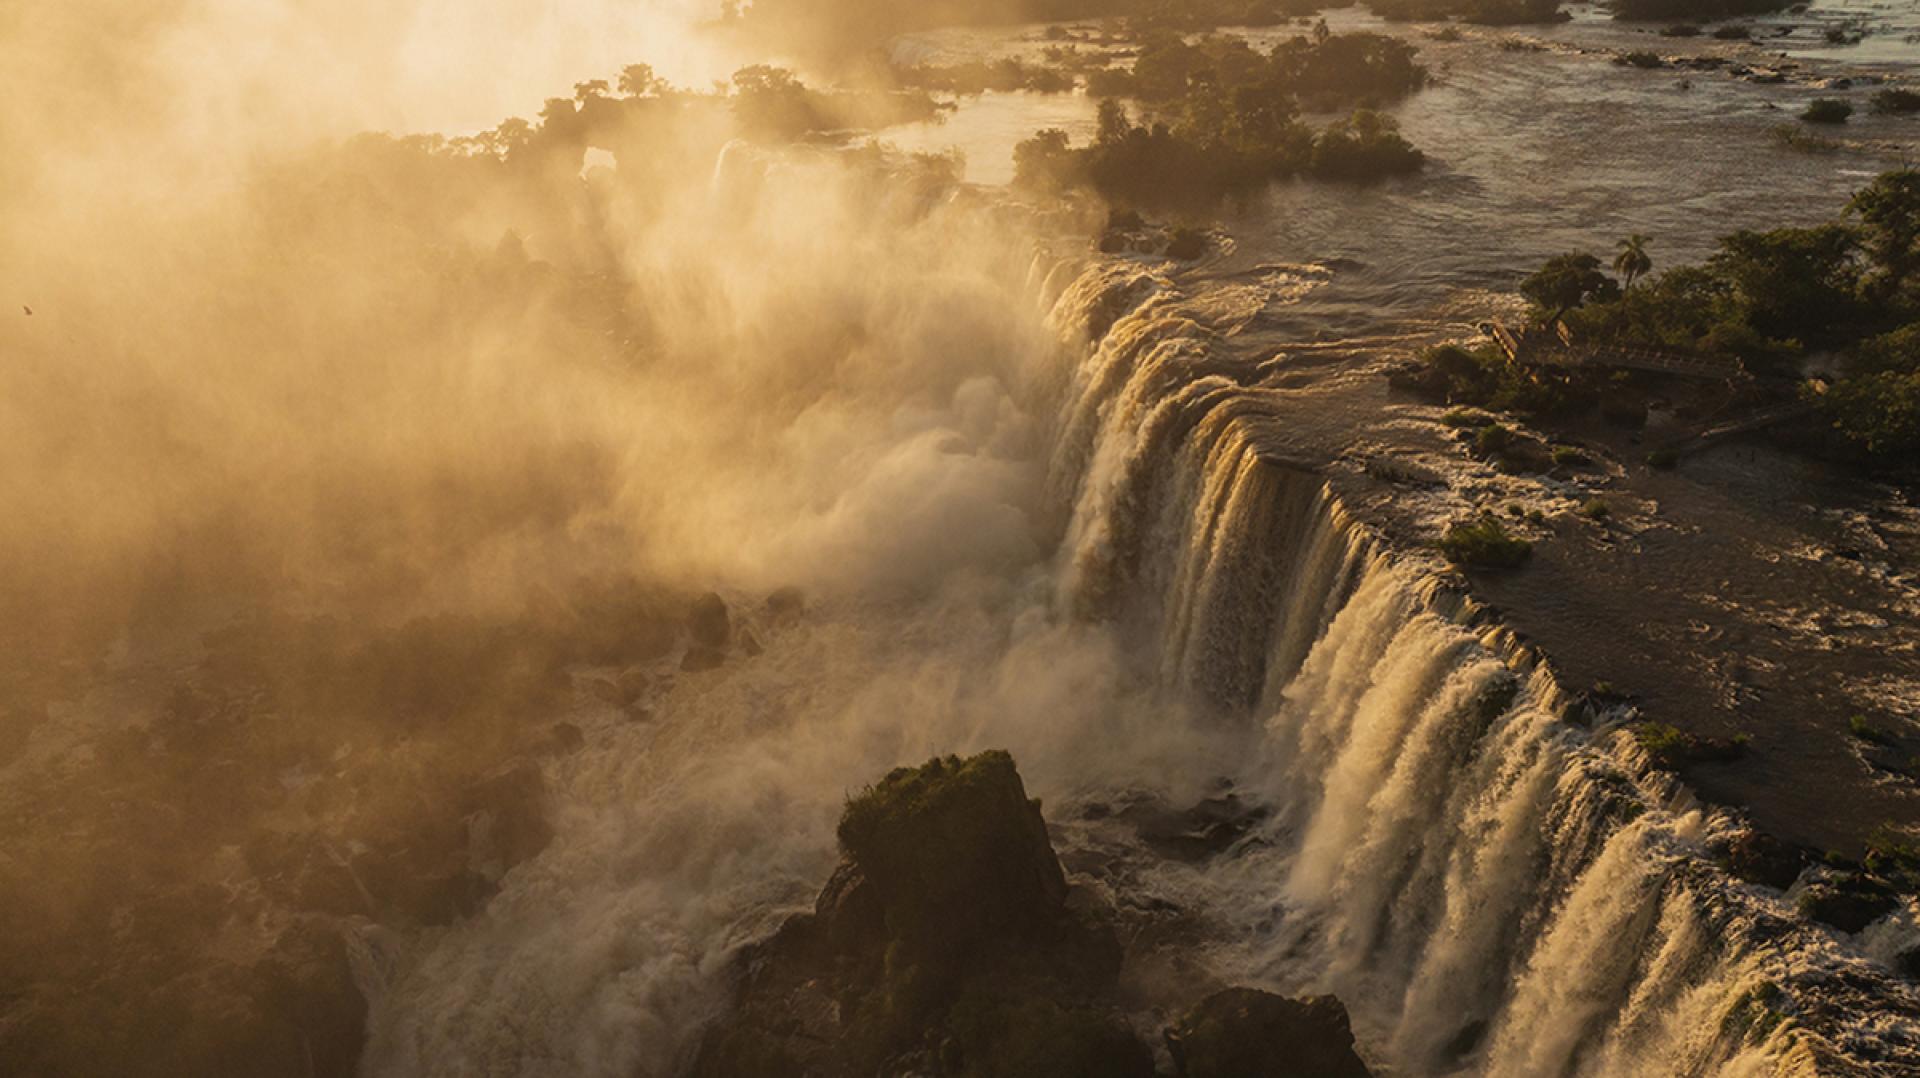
[360,202,1919,1078]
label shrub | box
[1438,516,1534,567]
[1872,88,1920,114]
[1816,370,1920,457]
[1581,497,1612,519]
[1637,723,1690,766]
[1771,122,1842,154]
[1617,51,1664,69]
[1442,406,1492,428]
[1850,714,1894,744]
[1309,109,1425,180]
[1474,422,1516,454]
[1637,722,1750,768]
[1712,24,1751,38]
[1646,448,1679,468]
[1552,445,1589,467]
[1802,98,1854,125]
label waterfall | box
[1040,260,1920,1077]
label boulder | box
[1799,875,1900,933]
[1721,830,1804,891]
[241,921,369,1078]
[1165,989,1373,1078]
[691,751,1149,1078]
[689,592,732,650]
[835,751,1068,961]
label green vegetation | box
[1614,234,1654,290]
[1608,0,1793,20]
[1581,497,1612,519]
[1801,98,1854,125]
[1636,722,1690,765]
[1013,28,1429,205]
[1086,27,1426,106]
[1850,714,1894,745]
[888,57,1077,95]
[1636,722,1750,768]
[1472,170,1920,467]
[1872,88,1920,114]
[1474,422,1516,454]
[1017,97,1420,207]
[1413,341,1592,416]
[1552,444,1589,466]
[1770,122,1843,154]
[1438,516,1534,567]
[1522,252,1622,323]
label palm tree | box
[1614,234,1653,291]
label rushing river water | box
[12,3,1920,1076]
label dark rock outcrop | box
[1799,875,1900,933]
[691,752,1373,1078]
[1164,989,1374,1078]
[690,751,1150,1078]
[1720,829,1805,891]
[689,592,732,649]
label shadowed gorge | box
[7,1,1920,1077]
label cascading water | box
[1043,264,1920,1077]
[359,211,1918,1077]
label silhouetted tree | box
[1614,234,1653,290]
[1522,253,1620,324]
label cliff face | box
[689,750,1373,1078]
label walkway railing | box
[1485,320,1746,381]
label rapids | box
[362,240,1920,1075]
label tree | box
[1521,252,1621,324]
[1096,97,1131,146]
[1848,169,1920,303]
[573,80,610,103]
[1818,370,1920,457]
[1012,129,1078,192]
[1710,225,1860,341]
[618,64,664,98]
[1614,234,1653,290]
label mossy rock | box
[838,751,1068,962]
[945,985,1154,1078]
[1798,876,1899,933]
[1165,989,1373,1078]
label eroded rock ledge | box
[689,750,1372,1078]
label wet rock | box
[243,921,368,1078]
[681,644,727,672]
[243,832,370,916]
[339,761,554,926]
[690,751,1150,1078]
[1117,793,1269,862]
[1799,875,1900,933]
[1443,1018,1489,1065]
[689,592,731,649]
[837,751,1068,951]
[1897,944,1920,981]
[766,586,806,621]
[1721,830,1805,891]
[1165,989,1373,1078]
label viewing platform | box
[1485,319,1747,381]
